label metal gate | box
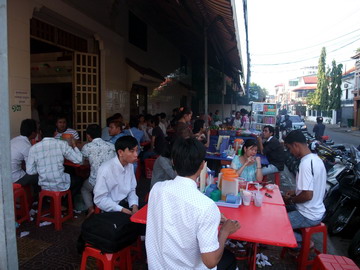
[73,52,99,141]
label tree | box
[249,82,268,102]
[328,60,343,110]
[317,47,329,111]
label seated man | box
[257,125,285,176]
[81,124,116,216]
[108,119,125,144]
[54,114,80,141]
[313,116,325,141]
[11,119,39,187]
[102,113,123,141]
[146,138,240,270]
[283,130,326,249]
[26,124,83,196]
[93,136,139,214]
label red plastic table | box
[131,202,296,269]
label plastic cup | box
[242,190,252,206]
[254,191,263,207]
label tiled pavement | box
[16,167,357,269]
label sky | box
[235,0,360,94]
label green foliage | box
[249,82,268,102]
[316,47,329,111]
[329,62,343,110]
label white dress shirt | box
[93,156,138,212]
[81,138,115,186]
[146,176,220,270]
[10,135,31,182]
[26,138,83,191]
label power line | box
[252,36,360,66]
[251,59,354,74]
[252,28,360,56]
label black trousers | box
[218,249,237,270]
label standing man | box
[146,138,240,269]
[313,116,326,141]
[93,136,139,214]
[11,119,39,186]
[257,125,285,176]
[283,130,326,249]
[54,114,80,141]
[26,124,83,195]
[80,124,116,217]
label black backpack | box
[78,211,139,254]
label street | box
[305,121,360,148]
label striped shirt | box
[26,138,83,191]
[54,128,80,140]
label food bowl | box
[265,184,275,191]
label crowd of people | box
[10,105,328,269]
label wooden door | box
[73,52,99,141]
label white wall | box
[7,0,34,137]
[7,0,186,137]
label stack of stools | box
[282,223,328,270]
[313,254,359,270]
[80,245,132,270]
[36,189,73,231]
[13,183,30,224]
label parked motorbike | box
[325,146,360,235]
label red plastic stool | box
[313,254,359,270]
[144,158,157,179]
[36,189,73,231]
[13,184,30,224]
[80,245,132,270]
[262,172,281,186]
[135,159,143,181]
[94,206,101,214]
[281,223,327,270]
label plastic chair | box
[80,245,132,270]
[144,158,157,179]
[313,254,359,270]
[13,184,30,224]
[36,189,73,231]
[281,223,327,270]
[262,172,281,186]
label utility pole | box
[0,0,19,269]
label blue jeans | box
[286,205,323,247]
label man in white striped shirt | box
[27,124,83,196]
[54,114,80,141]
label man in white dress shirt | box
[93,136,139,214]
[11,119,38,186]
[146,138,240,270]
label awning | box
[128,0,243,87]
